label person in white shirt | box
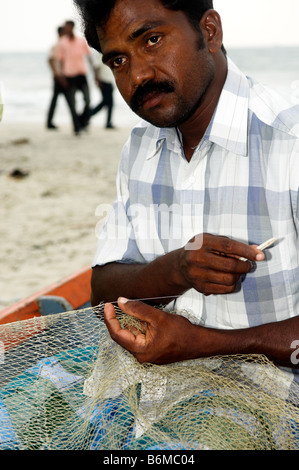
[73,0,299,380]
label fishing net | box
[0,304,299,450]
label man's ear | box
[200,9,223,53]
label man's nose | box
[130,55,156,88]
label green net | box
[0,304,298,450]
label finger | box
[190,251,252,275]
[104,302,144,350]
[200,282,239,296]
[199,268,241,287]
[117,297,162,324]
[237,245,265,262]
[213,237,265,262]
[189,234,264,262]
[104,302,121,330]
[188,267,241,294]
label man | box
[46,26,66,130]
[89,50,115,129]
[55,20,91,134]
[74,0,299,376]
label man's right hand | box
[177,233,265,296]
[91,233,265,306]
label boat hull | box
[0,266,92,324]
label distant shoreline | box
[1,47,298,125]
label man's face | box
[98,0,216,128]
[64,22,74,36]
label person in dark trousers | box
[56,20,91,135]
[89,50,115,128]
[46,26,66,130]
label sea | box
[0,46,299,127]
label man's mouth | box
[141,91,165,110]
[130,81,175,114]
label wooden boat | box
[0,265,92,325]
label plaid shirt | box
[93,58,299,336]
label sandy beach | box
[0,120,131,309]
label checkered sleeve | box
[92,138,147,267]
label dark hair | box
[74,0,225,54]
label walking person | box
[46,26,66,130]
[56,20,91,135]
[89,50,115,129]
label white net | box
[0,304,299,450]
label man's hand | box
[104,297,299,369]
[91,234,265,307]
[104,298,203,364]
[178,233,265,296]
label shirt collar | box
[143,57,250,160]
[143,126,174,160]
[205,58,249,157]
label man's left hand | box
[104,298,202,364]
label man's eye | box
[111,57,126,69]
[146,35,162,47]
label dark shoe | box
[47,124,58,130]
[106,124,115,129]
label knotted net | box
[0,304,298,450]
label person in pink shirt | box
[56,20,91,135]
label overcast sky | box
[1,0,299,52]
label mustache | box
[130,80,175,112]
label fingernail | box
[118,297,129,304]
[256,253,264,261]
